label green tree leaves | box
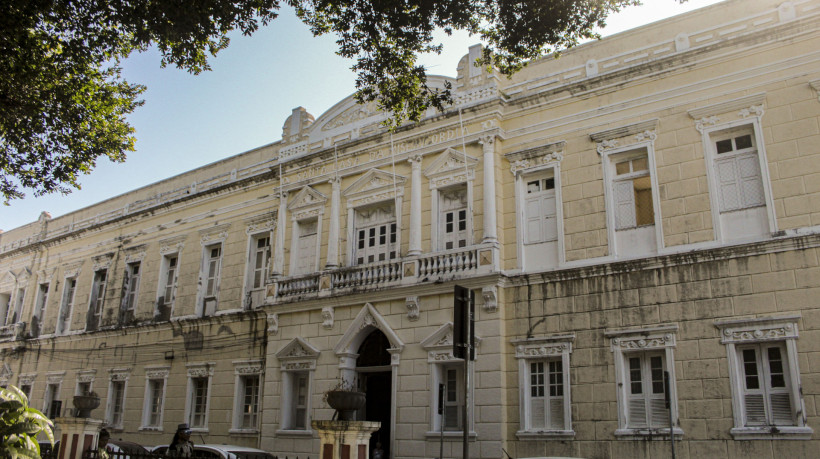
[0,386,54,459]
[0,0,637,204]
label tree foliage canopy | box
[0,0,637,203]
[0,385,54,459]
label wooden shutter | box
[613,180,637,230]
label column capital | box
[408,154,423,167]
[479,134,496,150]
[328,177,341,187]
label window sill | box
[190,428,209,434]
[516,430,575,440]
[139,426,163,432]
[730,426,813,440]
[275,429,315,438]
[614,427,683,439]
[424,431,477,440]
[229,428,259,435]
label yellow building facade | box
[1,0,819,457]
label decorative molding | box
[276,337,320,372]
[63,261,84,278]
[233,359,264,376]
[199,223,231,245]
[108,368,132,382]
[505,141,565,175]
[406,296,420,321]
[343,168,406,208]
[605,325,678,351]
[144,366,170,379]
[124,245,147,264]
[424,147,478,190]
[288,186,328,221]
[589,119,659,143]
[267,313,279,335]
[159,235,187,255]
[18,374,35,386]
[739,104,765,119]
[334,302,404,355]
[694,116,720,133]
[36,268,57,283]
[716,315,800,344]
[0,363,13,385]
[46,372,65,384]
[688,93,766,120]
[513,334,575,359]
[481,286,497,313]
[245,215,275,235]
[421,322,482,362]
[76,370,97,383]
[186,363,215,378]
[321,306,334,329]
[92,253,114,272]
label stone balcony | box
[265,243,498,303]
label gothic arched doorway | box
[357,329,392,458]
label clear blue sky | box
[0,0,723,232]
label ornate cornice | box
[716,315,800,344]
[186,363,215,378]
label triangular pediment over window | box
[288,186,327,212]
[343,169,407,200]
[421,322,481,362]
[424,148,478,179]
[276,336,321,361]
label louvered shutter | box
[541,192,558,242]
[737,152,765,208]
[744,393,766,426]
[530,396,546,429]
[548,398,564,429]
[525,195,543,243]
[716,157,741,212]
[613,180,637,230]
[628,398,648,428]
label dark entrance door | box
[357,330,392,458]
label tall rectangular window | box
[121,262,141,316]
[19,383,32,400]
[443,366,464,430]
[250,236,271,289]
[625,352,668,429]
[57,278,76,335]
[162,256,178,305]
[524,176,558,244]
[88,270,108,329]
[239,375,260,429]
[354,205,397,265]
[612,155,654,230]
[107,380,125,428]
[44,383,61,418]
[32,283,49,336]
[515,336,573,438]
[6,287,25,325]
[712,129,765,212]
[716,317,810,439]
[199,245,222,316]
[291,373,308,429]
[146,379,165,428]
[188,377,209,428]
[439,186,469,250]
[294,220,318,276]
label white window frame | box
[56,277,77,336]
[245,232,272,293]
[286,186,326,276]
[342,169,405,267]
[106,368,130,430]
[351,203,399,266]
[231,360,263,433]
[435,184,472,251]
[75,370,96,396]
[716,315,812,439]
[421,323,477,438]
[198,243,223,317]
[275,337,319,436]
[424,148,477,253]
[600,142,663,256]
[7,287,25,326]
[512,335,574,439]
[691,94,777,242]
[43,372,65,418]
[606,325,682,439]
[156,237,185,318]
[185,363,214,432]
[32,282,50,336]
[141,366,169,431]
[508,144,567,271]
[121,262,141,317]
[18,374,35,400]
[88,269,108,329]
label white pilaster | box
[480,135,498,244]
[326,178,341,268]
[408,155,423,256]
[272,191,288,277]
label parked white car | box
[152,444,276,459]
